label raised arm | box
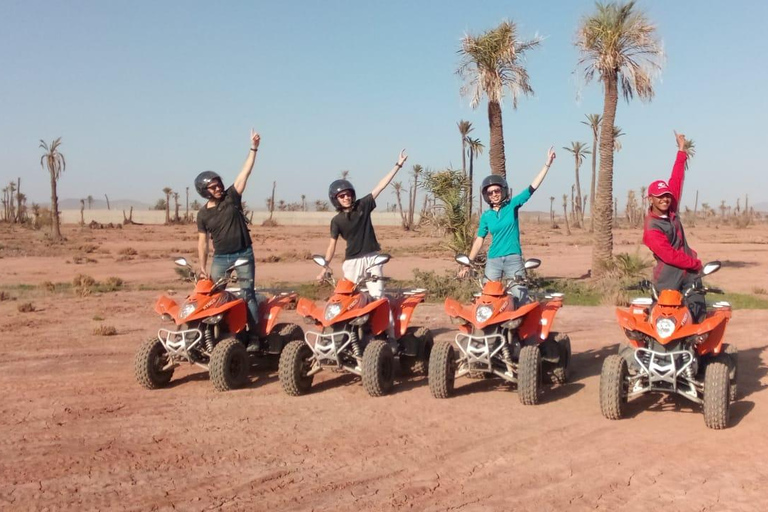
[530,146,556,190]
[667,131,688,212]
[233,129,261,195]
[371,150,408,200]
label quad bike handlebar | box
[455,253,541,291]
[311,253,393,293]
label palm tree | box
[576,1,663,275]
[87,195,94,209]
[613,126,626,152]
[162,187,172,224]
[340,170,350,180]
[562,194,571,236]
[563,142,591,227]
[392,181,407,228]
[39,138,66,240]
[682,138,695,170]
[457,120,473,177]
[466,137,485,219]
[409,165,424,229]
[458,20,542,179]
[582,114,601,231]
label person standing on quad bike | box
[642,131,705,322]
[460,147,556,304]
[196,129,261,341]
[317,149,409,299]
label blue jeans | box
[211,246,259,331]
[485,254,529,304]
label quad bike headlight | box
[349,314,370,326]
[475,305,493,323]
[202,313,224,325]
[179,301,197,320]
[324,303,342,321]
[655,317,676,339]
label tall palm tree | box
[582,114,601,231]
[563,142,591,227]
[466,137,485,219]
[576,0,663,275]
[162,187,172,224]
[39,138,66,240]
[458,20,541,179]
[409,165,424,229]
[86,195,94,209]
[457,120,473,177]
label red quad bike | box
[600,261,737,429]
[278,254,433,397]
[430,255,569,404]
[134,257,304,392]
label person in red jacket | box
[642,130,705,322]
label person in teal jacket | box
[461,147,556,303]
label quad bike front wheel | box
[209,338,249,392]
[551,333,571,385]
[600,354,628,420]
[399,326,433,377]
[135,337,174,390]
[362,338,395,397]
[279,340,315,396]
[518,344,542,405]
[703,360,730,430]
[428,340,456,399]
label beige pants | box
[342,252,384,298]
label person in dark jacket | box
[642,130,705,322]
[196,129,261,338]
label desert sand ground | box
[1,221,767,511]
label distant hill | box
[59,198,152,210]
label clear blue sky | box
[2,0,766,211]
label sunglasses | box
[337,191,354,199]
[487,188,503,196]
[207,182,223,191]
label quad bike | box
[135,257,304,392]
[278,253,433,397]
[600,261,736,429]
[429,255,569,404]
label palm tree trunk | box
[50,172,62,239]
[461,136,467,177]
[574,157,583,228]
[468,151,474,220]
[590,132,597,232]
[488,100,507,178]
[592,73,618,276]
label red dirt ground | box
[1,222,767,511]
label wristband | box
[395,163,403,168]
[250,147,258,152]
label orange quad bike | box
[600,261,737,429]
[134,257,304,392]
[429,255,569,404]
[278,254,432,397]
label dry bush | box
[115,255,133,262]
[92,315,105,321]
[17,302,36,313]
[103,276,124,291]
[261,218,279,227]
[79,244,98,253]
[118,247,138,256]
[73,274,96,296]
[93,324,117,336]
[41,281,56,292]
[753,286,768,295]
[0,291,13,302]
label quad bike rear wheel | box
[518,344,542,405]
[600,354,628,420]
[551,333,571,385]
[210,338,249,392]
[362,338,395,397]
[279,340,315,396]
[703,360,730,430]
[399,326,433,376]
[135,337,174,389]
[428,340,456,399]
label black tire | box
[267,323,305,355]
[362,339,395,397]
[600,354,628,420]
[399,326,434,376]
[703,360,730,429]
[551,333,571,385]
[135,338,174,389]
[279,340,315,396]
[518,344,542,405]
[428,340,456,399]
[725,344,738,402]
[209,338,249,392]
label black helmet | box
[481,175,509,205]
[195,171,223,199]
[328,179,356,210]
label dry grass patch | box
[93,324,118,336]
[17,302,36,313]
[0,291,13,302]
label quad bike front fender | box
[393,293,426,338]
[333,298,390,335]
[155,295,179,318]
[538,298,563,341]
[516,302,544,341]
[257,292,298,336]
